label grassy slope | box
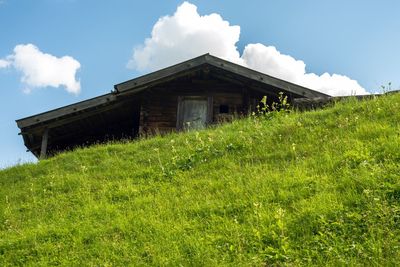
[1,94,400,266]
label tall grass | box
[1,94,399,266]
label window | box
[177,96,212,130]
[219,104,229,114]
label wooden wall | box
[138,78,270,136]
[139,90,178,135]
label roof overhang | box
[16,93,139,157]
[16,93,117,130]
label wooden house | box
[16,54,329,158]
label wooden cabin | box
[16,54,329,158]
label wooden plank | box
[176,96,183,130]
[204,55,328,98]
[16,93,118,129]
[115,55,208,92]
[18,96,135,133]
[146,122,177,128]
[39,128,49,160]
[207,96,213,124]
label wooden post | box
[207,96,213,124]
[176,96,183,130]
[242,88,249,115]
[39,128,49,160]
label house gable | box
[16,54,330,158]
[114,54,328,99]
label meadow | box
[1,93,399,266]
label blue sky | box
[0,0,399,168]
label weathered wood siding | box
[138,78,271,135]
[139,90,178,135]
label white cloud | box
[0,59,11,68]
[1,44,81,94]
[242,43,306,85]
[128,1,243,71]
[128,1,368,96]
[242,43,368,96]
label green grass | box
[1,94,400,266]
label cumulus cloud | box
[242,43,367,96]
[128,1,243,71]
[1,44,81,94]
[128,1,367,96]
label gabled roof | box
[115,53,329,99]
[16,53,331,157]
[17,53,329,131]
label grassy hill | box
[1,94,400,266]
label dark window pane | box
[219,105,229,114]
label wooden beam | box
[115,55,209,92]
[19,97,136,135]
[176,96,183,130]
[117,68,202,97]
[204,55,329,98]
[210,72,281,98]
[39,128,49,160]
[16,93,118,129]
[207,96,213,124]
